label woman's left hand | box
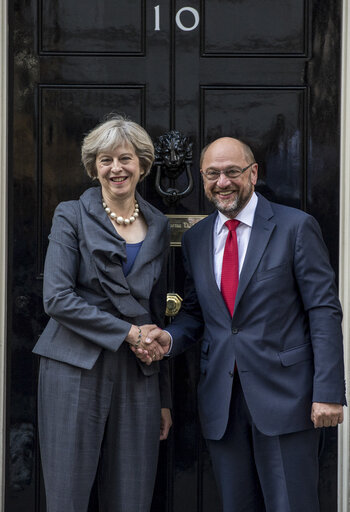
[160,408,172,440]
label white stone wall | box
[338,1,350,510]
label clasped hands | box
[126,324,171,365]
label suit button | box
[232,328,239,334]
[229,371,234,377]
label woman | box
[33,115,172,512]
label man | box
[137,137,346,511]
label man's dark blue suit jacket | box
[168,193,346,440]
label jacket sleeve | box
[293,214,346,405]
[43,202,132,352]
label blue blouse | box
[122,241,143,276]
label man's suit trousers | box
[206,375,321,512]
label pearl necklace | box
[102,200,139,226]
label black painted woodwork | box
[8,1,341,511]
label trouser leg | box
[206,377,265,512]
[38,357,112,512]
[206,376,320,512]
[98,365,161,512]
[253,425,320,512]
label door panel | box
[201,87,306,207]
[203,0,307,55]
[8,1,341,511]
[40,0,144,54]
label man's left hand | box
[311,402,344,428]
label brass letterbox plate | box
[167,214,207,247]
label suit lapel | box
[203,213,219,290]
[81,185,126,243]
[234,194,275,313]
[127,191,166,276]
[79,186,168,318]
[125,192,170,299]
[197,213,234,318]
[194,203,276,321]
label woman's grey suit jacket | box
[33,186,171,407]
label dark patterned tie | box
[221,219,240,316]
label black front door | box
[8,1,341,511]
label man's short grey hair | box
[81,114,155,180]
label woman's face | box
[95,143,144,203]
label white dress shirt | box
[213,192,258,289]
[164,192,258,352]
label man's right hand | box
[125,324,157,346]
[145,327,171,354]
[130,328,171,365]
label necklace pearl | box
[102,201,139,226]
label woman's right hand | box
[126,324,166,364]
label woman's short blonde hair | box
[81,114,155,180]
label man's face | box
[201,138,258,218]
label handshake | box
[126,324,171,365]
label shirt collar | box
[216,192,258,235]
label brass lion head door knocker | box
[154,130,194,204]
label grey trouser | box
[38,344,161,512]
